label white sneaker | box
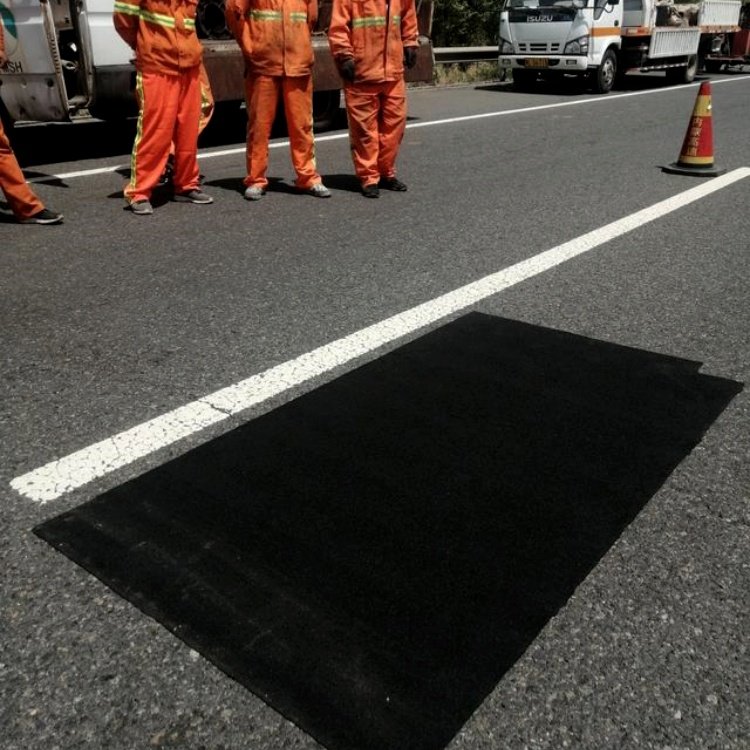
[307,183,331,198]
[244,186,266,201]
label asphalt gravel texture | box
[2,71,749,750]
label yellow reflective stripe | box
[352,16,387,28]
[289,12,308,22]
[391,14,401,23]
[692,95,712,118]
[141,9,176,28]
[249,10,282,21]
[679,154,715,165]
[183,18,196,29]
[114,1,141,16]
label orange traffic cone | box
[663,81,725,177]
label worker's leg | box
[244,73,280,189]
[125,71,180,204]
[343,81,381,188]
[171,66,202,194]
[166,63,212,171]
[0,118,44,219]
[376,78,407,180]
[282,75,321,190]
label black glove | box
[339,58,355,82]
[404,46,418,69]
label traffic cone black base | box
[662,162,726,178]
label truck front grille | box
[517,42,562,53]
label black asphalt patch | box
[34,313,742,750]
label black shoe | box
[362,184,380,198]
[20,208,64,224]
[379,177,407,191]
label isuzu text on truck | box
[498,0,742,93]
[0,0,434,131]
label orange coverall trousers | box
[126,66,202,204]
[170,64,214,157]
[344,78,407,188]
[1,118,44,220]
[244,73,321,190]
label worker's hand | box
[404,46,418,69]
[339,57,355,82]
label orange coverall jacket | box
[328,0,419,83]
[113,0,203,75]
[225,0,318,77]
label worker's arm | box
[113,0,143,50]
[327,0,354,65]
[400,0,419,68]
[307,0,319,32]
[400,0,419,49]
[225,0,253,59]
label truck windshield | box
[503,0,588,9]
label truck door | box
[0,0,68,121]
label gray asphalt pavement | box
[2,72,749,750]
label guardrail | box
[433,47,498,65]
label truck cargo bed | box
[648,27,701,57]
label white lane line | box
[11,167,750,503]
[27,75,750,184]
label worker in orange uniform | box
[225,0,331,200]
[114,0,213,215]
[328,0,419,197]
[0,21,63,224]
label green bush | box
[431,0,500,47]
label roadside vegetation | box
[430,0,503,85]
[433,61,505,86]
[431,0,500,47]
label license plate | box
[525,58,548,68]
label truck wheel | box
[512,69,537,92]
[312,90,341,132]
[0,97,15,144]
[703,59,722,74]
[591,49,617,94]
[667,55,698,83]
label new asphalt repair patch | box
[34,314,742,750]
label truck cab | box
[0,0,127,123]
[499,0,623,93]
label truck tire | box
[0,96,14,136]
[591,49,617,94]
[666,55,698,84]
[512,69,537,92]
[703,58,722,74]
[312,90,341,132]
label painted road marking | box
[27,76,750,184]
[11,167,750,503]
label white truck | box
[0,0,434,131]
[498,0,742,93]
